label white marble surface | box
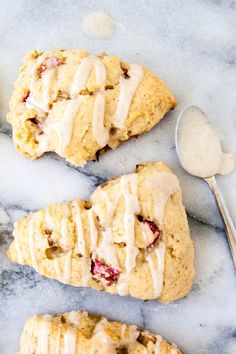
[0,1,236,353]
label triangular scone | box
[7,162,194,302]
[7,50,176,166]
[19,311,182,353]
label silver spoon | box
[175,105,236,267]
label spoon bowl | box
[175,105,222,178]
[175,105,236,267]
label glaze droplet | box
[81,10,115,39]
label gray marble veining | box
[0,1,236,353]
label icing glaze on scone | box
[7,162,195,302]
[7,50,176,166]
[18,311,182,353]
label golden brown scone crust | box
[8,162,194,302]
[7,49,176,166]
[18,311,182,353]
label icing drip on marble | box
[81,10,115,39]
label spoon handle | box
[204,176,236,267]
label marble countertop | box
[0,1,236,353]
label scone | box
[7,162,195,302]
[7,49,176,166]
[19,311,182,353]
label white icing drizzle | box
[97,228,118,267]
[38,315,52,354]
[81,255,91,286]
[114,64,144,128]
[60,205,72,283]
[120,324,139,346]
[66,311,81,326]
[60,204,71,248]
[72,201,86,256]
[26,316,36,354]
[63,251,72,283]
[92,174,140,287]
[170,348,178,354]
[70,55,109,147]
[146,172,179,226]
[90,319,116,354]
[28,216,38,269]
[92,174,141,295]
[121,323,127,339]
[13,222,24,264]
[55,326,61,354]
[53,259,62,280]
[146,241,166,298]
[70,55,106,97]
[45,208,54,229]
[42,68,56,108]
[116,273,129,296]
[140,222,155,246]
[152,334,162,354]
[90,319,139,353]
[27,53,52,113]
[25,95,46,117]
[120,174,140,272]
[88,209,98,251]
[92,189,120,227]
[53,97,83,155]
[153,343,160,354]
[64,327,77,354]
[93,91,109,146]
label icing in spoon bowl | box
[175,105,234,178]
[175,105,236,267]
